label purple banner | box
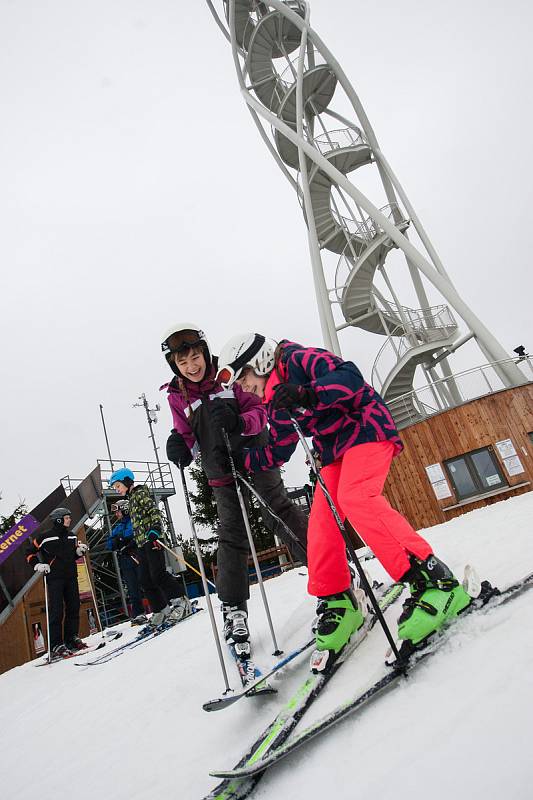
[0,513,40,566]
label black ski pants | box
[254,468,308,565]
[138,541,184,614]
[46,574,80,649]
[118,552,145,618]
[214,467,308,606]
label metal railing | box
[314,126,366,155]
[371,305,458,390]
[279,45,328,88]
[332,203,409,300]
[387,357,533,428]
[97,459,175,495]
[330,201,406,243]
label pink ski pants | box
[307,441,432,597]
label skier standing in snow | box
[106,500,147,625]
[160,324,308,659]
[108,468,192,628]
[216,335,474,666]
[26,507,88,658]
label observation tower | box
[206,0,531,431]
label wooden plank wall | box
[0,528,100,674]
[384,384,533,530]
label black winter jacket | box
[26,521,80,579]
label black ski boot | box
[222,603,250,660]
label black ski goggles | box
[162,336,204,358]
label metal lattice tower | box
[206,1,528,427]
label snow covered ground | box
[3,492,533,800]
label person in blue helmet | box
[106,499,147,625]
[108,468,192,628]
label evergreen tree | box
[0,500,28,537]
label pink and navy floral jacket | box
[244,340,402,472]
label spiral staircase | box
[210,0,525,427]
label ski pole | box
[43,574,51,664]
[236,471,308,564]
[179,466,233,694]
[289,416,402,663]
[83,552,106,640]
[222,429,283,656]
[156,539,217,591]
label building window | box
[444,447,507,501]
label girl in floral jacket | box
[217,335,473,666]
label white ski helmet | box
[161,323,211,376]
[217,333,276,387]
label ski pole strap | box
[236,471,308,562]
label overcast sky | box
[1,0,532,534]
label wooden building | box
[384,384,533,530]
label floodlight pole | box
[99,404,115,470]
[134,393,178,547]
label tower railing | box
[97,460,175,496]
[387,357,533,428]
[314,127,366,154]
[331,201,406,243]
[371,304,458,389]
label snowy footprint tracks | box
[212,572,533,782]
[203,582,404,800]
[75,601,201,666]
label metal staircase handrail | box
[331,201,406,242]
[333,203,408,299]
[314,126,366,154]
[387,357,533,428]
[371,304,458,390]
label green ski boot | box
[397,555,472,656]
[311,590,364,673]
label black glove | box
[209,398,243,435]
[271,383,318,411]
[166,430,193,469]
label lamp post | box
[133,393,178,547]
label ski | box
[202,581,404,800]
[75,602,201,666]
[35,640,107,665]
[203,638,314,711]
[226,642,277,699]
[211,571,533,780]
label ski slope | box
[3,492,533,800]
